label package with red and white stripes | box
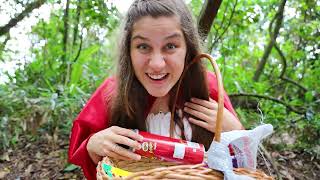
[132,130,205,164]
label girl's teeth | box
[148,74,167,80]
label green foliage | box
[191,0,320,154]
[0,81,89,149]
[70,45,100,86]
[0,0,120,150]
[188,0,203,18]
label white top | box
[146,111,192,141]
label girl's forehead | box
[131,16,183,39]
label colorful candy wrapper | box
[102,163,132,178]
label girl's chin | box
[146,88,169,97]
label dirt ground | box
[0,134,319,180]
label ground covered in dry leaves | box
[0,134,319,180]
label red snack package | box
[133,130,205,164]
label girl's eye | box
[166,43,176,50]
[137,44,149,50]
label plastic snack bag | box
[207,124,273,180]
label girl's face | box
[130,16,187,97]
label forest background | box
[0,0,319,179]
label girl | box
[68,0,243,179]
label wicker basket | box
[96,53,273,180]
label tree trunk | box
[198,0,223,40]
[253,0,287,82]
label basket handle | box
[170,53,224,142]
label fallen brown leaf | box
[24,164,33,177]
[0,152,10,162]
[0,168,10,179]
[35,151,42,159]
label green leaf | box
[70,45,100,85]
[304,91,313,102]
[63,164,79,172]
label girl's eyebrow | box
[164,33,183,40]
[131,35,149,41]
[131,33,183,41]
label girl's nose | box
[149,53,165,71]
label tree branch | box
[72,30,83,64]
[66,30,83,86]
[73,0,81,46]
[0,0,46,36]
[274,43,308,92]
[268,11,278,37]
[209,0,238,51]
[0,34,10,58]
[274,44,287,78]
[259,144,283,180]
[265,81,285,92]
[211,0,229,49]
[253,0,287,81]
[198,0,223,40]
[229,92,305,114]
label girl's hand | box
[87,126,143,164]
[184,98,242,133]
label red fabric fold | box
[68,77,115,180]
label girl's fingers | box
[188,117,214,132]
[184,106,211,122]
[190,98,218,110]
[109,143,141,160]
[104,149,128,161]
[209,97,216,103]
[111,134,141,150]
[112,126,144,141]
[184,101,212,115]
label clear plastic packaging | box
[207,124,273,179]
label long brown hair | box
[109,0,214,149]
